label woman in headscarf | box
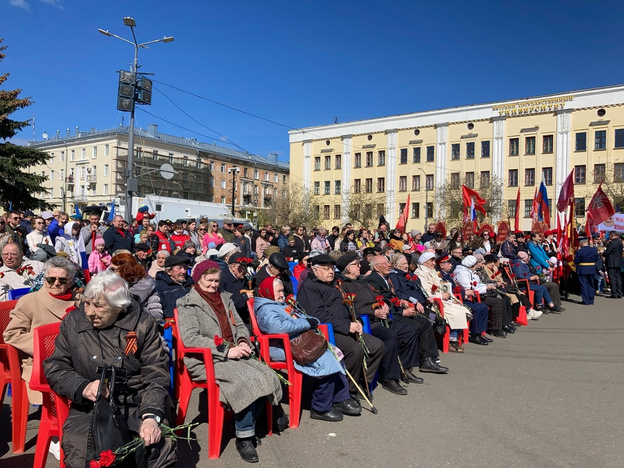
[254,276,360,422]
[176,259,284,463]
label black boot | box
[273,404,289,433]
[236,437,259,463]
[419,357,449,374]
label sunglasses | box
[45,276,69,285]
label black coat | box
[155,270,195,318]
[252,265,293,296]
[296,273,351,335]
[604,237,623,268]
[103,226,134,254]
[219,267,251,322]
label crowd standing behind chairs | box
[1,208,624,465]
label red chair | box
[31,322,70,468]
[0,300,28,454]
[504,266,536,307]
[432,298,469,353]
[247,298,303,431]
[172,308,227,459]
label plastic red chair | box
[504,266,536,307]
[0,300,28,454]
[31,322,70,468]
[247,298,303,431]
[432,298,469,353]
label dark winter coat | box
[155,270,194,318]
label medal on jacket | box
[124,331,138,356]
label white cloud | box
[9,0,30,10]
[40,0,64,9]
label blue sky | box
[2,0,624,162]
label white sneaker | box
[528,309,542,320]
[49,441,60,461]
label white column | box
[302,140,312,196]
[341,136,352,225]
[555,110,572,198]
[386,129,398,224]
[492,117,506,222]
[435,124,448,218]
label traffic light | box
[136,77,152,105]
[117,70,136,112]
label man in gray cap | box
[154,255,194,318]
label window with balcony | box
[324,181,330,195]
[509,138,519,156]
[509,169,518,187]
[399,176,407,191]
[466,142,475,159]
[377,177,385,192]
[354,152,362,168]
[400,148,408,164]
[543,167,553,185]
[594,164,605,184]
[525,136,536,155]
[426,146,434,162]
[378,150,386,166]
[574,165,586,184]
[481,140,490,158]
[595,130,606,150]
[543,135,553,153]
[413,147,421,163]
[451,173,460,189]
[412,175,421,191]
[451,144,460,160]
[525,168,535,186]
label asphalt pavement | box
[2,292,623,467]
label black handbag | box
[87,366,132,459]
[433,315,447,336]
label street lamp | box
[98,17,173,222]
[228,166,241,217]
[417,167,429,231]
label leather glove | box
[306,317,319,330]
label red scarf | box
[194,285,234,343]
[50,291,73,301]
[257,276,277,300]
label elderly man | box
[338,252,421,394]
[155,254,194,318]
[134,243,152,271]
[220,253,254,324]
[512,251,564,311]
[367,254,448,374]
[420,223,437,244]
[574,237,599,305]
[297,254,384,400]
[0,243,44,301]
[252,252,293,295]
[416,251,469,352]
[103,215,134,254]
[603,231,623,299]
[500,233,518,260]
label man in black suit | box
[365,255,448,374]
[603,231,623,298]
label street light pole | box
[228,166,240,217]
[98,18,173,223]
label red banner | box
[434,221,447,239]
[497,221,509,243]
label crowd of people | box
[1,208,621,465]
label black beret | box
[483,254,498,263]
[269,252,290,271]
[336,252,359,271]
[363,247,376,257]
[462,247,473,255]
[310,254,336,266]
[134,243,150,252]
[164,255,191,268]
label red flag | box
[530,187,539,222]
[462,185,486,215]
[514,188,520,231]
[395,194,410,232]
[587,182,615,226]
[557,170,575,212]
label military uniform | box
[574,243,599,305]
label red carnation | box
[90,461,100,468]
[431,285,438,293]
[214,335,224,347]
[286,294,297,306]
[472,281,477,287]
[453,286,462,294]
[336,279,343,287]
[390,297,401,307]
[345,293,356,301]
[98,450,116,467]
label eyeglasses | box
[45,277,69,285]
[198,228,206,231]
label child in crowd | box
[88,237,111,275]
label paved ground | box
[2,293,623,467]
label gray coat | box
[176,288,282,414]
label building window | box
[524,200,532,218]
[411,202,420,218]
[314,181,320,195]
[274,173,279,183]
[412,175,421,191]
[220,196,226,204]
[400,148,407,164]
[183,156,188,167]
[509,138,519,156]
[481,140,490,158]
[335,180,341,194]
[209,161,214,171]
[377,177,385,192]
[399,176,407,191]
[543,135,554,153]
[426,174,434,190]
[324,181,330,195]
[219,163,225,173]
[365,178,373,193]
[595,130,607,150]
[508,200,517,218]
[354,153,362,168]
[60,151,65,163]
[49,170,54,181]
[366,152,373,167]
[615,129,624,148]
[335,154,342,169]
[152,149,158,161]
[221,179,226,189]
[314,157,321,171]
[92,147,97,159]
[196,158,202,169]
[210,178,215,188]
[103,164,109,177]
[525,136,536,155]
[426,146,434,162]
[334,205,341,219]
[543,167,553,186]
[480,171,490,188]
[354,179,361,193]
[70,150,75,161]
[465,172,475,188]
[324,155,331,170]
[81,148,86,160]
[615,163,624,181]
[413,147,421,163]
[574,198,586,217]
[313,205,320,217]
[104,144,109,156]
[378,150,386,166]
[103,184,108,195]
[254,169,259,180]
[594,164,605,184]
[426,202,433,218]
[451,173,460,189]
[574,165,586,184]
[525,168,535,186]
[377,204,385,217]
[466,142,475,159]
[451,144,460,160]
[169,153,174,164]
[59,169,64,181]
[509,169,518,187]
[323,205,330,220]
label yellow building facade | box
[289,85,624,231]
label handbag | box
[290,330,327,366]
[87,366,132,459]
[433,315,447,336]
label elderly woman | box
[44,271,174,468]
[176,260,284,463]
[254,277,359,422]
[4,256,78,405]
[110,253,164,320]
[148,250,170,279]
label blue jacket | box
[253,296,343,377]
[154,270,195,318]
[47,218,64,244]
[387,270,427,305]
[511,260,533,281]
[527,242,550,272]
